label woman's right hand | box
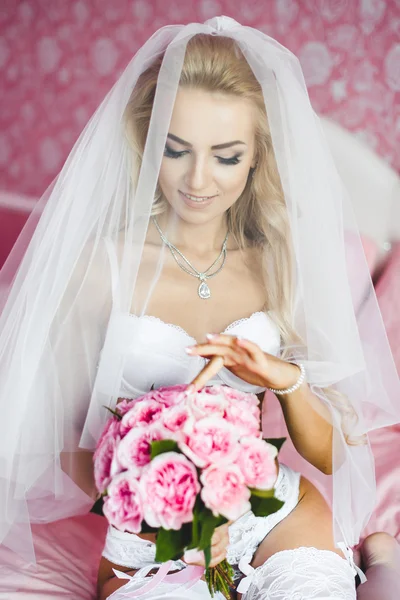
[183,522,231,568]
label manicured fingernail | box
[185,347,194,354]
[186,384,195,393]
[206,333,216,340]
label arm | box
[188,336,334,475]
[268,363,333,474]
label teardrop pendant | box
[198,280,211,299]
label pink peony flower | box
[201,463,251,521]
[224,401,261,437]
[162,405,192,434]
[117,423,170,475]
[236,437,278,490]
[120,400,163,435]
[96,415,121,451]
[180,417,239,468]
[103,472,143,533]
[94,417,121,493]
[116,398,137,416]
[187,386,228,419]
[140,452,200,530]
[148,384,188,408]
[222,387,259,407]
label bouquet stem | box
[206,559,234,599]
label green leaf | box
[250,495,284,517]
[198,508,227,553]
[263,437,286,453]
[155,524,191,562]
[103,406,123,421]
[150,439,179,460]
[203,545,212,570]
[249,487,276,498]
[187,495,203,550]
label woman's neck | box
[153,211,230,257]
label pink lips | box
[179,190,216,209]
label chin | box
[164,197,214,222]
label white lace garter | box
[242,547,356,599]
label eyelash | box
[163,145,241,166]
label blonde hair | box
[124,34,361,442]
[126,34,297,346]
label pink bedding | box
[0,514,107,599]
[373,243,400,377]
[363,243,400,540]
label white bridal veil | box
[0,16,399,568]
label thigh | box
[250,475,342,569]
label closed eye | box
[218,154,241,165]
[163,145,188,159]
[164,145,242,166]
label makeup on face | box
[158,87,257,220]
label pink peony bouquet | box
[94,384,285,598]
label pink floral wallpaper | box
[0,0,399,198]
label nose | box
[184,155,213,192]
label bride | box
[0,16,399,600]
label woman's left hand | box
[186,334,301,392]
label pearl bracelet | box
[266,363,306,396]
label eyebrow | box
[167,133,247,150]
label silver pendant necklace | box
[152,217,229,299]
